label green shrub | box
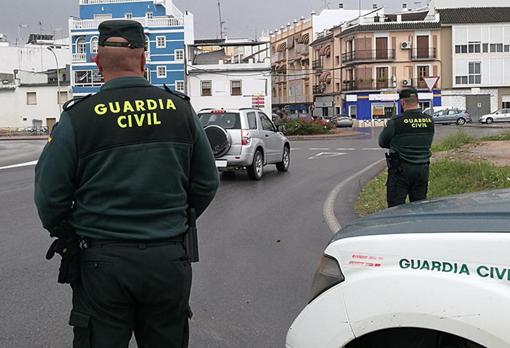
[283,119,334,136]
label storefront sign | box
[369,93,399,102]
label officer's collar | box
[101,76,151,91]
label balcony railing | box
[342,49,395,64]
[313,85,326,94]
[73,53,87,63]
[71,16,183,30]
[342,79,395,91]
[312,59,322,70]
[411,48,437,60]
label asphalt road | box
[0,125,505,348]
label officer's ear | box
[96,53,104,73]
[140,51,146,73]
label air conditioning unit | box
[400,42,412,50]
[401,79,412,87]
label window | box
[455,45,467,54]
[76,37,86,54]
[146,12,153,19]
[490,43,503,53]
[502,102,510,109]
[468,42,481,53]
[505,45,510,53]
[157,66,167,78]
[90,37,99,54]
[483,43,489,53]
[57,91,68,105]
[175,80,184,92]
[201,80,212,96]
[26,92,37,105]
[231,80,242,96]
[468,62,481,84]
[125,13,133,19]
[455,76,468,85]
[156,36,166,48]
[174,49,184,61]
[247,112,258,129]
[259,113,275,131]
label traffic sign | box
[423,77,440,92]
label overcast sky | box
[0,0,428,43]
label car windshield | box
[198,112,241,129]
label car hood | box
[331,189,510,243]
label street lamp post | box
[47,46,62,114]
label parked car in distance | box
[286,190,510,348]
[336,115,353,128]
[432,108,472,125]
[479,109,510,124]
[198,108,291,180]
[423,106,453,116]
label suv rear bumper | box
[215,146,256,168]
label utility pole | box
[217,0,225,39]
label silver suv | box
[198,108,291,180]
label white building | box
[0,68,71,130]
[187,39,272,116]
[432,3,510,116]
[0,35,70,74]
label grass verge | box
[356,159,510,216]
[431,131,475,152]
[480,131,510,142]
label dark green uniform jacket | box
[35,77,219,240]
[378,109,435,164]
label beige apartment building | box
[338,11,442,125]
[270,18,313,116]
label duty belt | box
[81,235,185,249]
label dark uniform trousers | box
[70,241,192,348]
[386,161,430,208]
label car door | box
[503,109,510,122]
[433,109,446,124]
[258,112,282,163]
[446,109,459,124]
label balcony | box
[70,16,183,30]
[73,53,87,63]
[295,44,309,56]
[342,49,395,64]
[312,59,322,70]
[342,79,395,91]
[411,48,437,60]
[313,84,326,94]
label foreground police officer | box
[34,20,219,348]
[379,88,435,208]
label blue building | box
[69,0,193,95]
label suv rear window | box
[198,112,241,129]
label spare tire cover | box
[204,125,231,158]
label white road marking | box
[336,148,356,151]
[290,148,302,151]
[309,147,330,151]
[308,152,346,160]
[361,148,384,151]
[0,160,38,170]
[323,159,385,233]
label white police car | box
[287,190,510,348]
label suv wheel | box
[247,149,264,180]
[276,145,290,172]
[456,118,466,126]
[486,117,494,124]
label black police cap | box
[399,88,419,100]
[98,20,145,49]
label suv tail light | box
[241,130,251,145]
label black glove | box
[46,234,81,286]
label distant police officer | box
[34,20,219,348]
[379,88,435,208]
